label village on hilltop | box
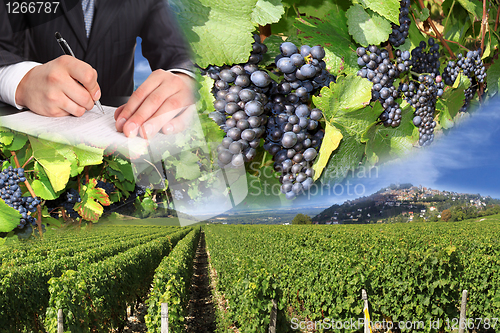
[313,184,492,225]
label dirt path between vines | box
[116,231,216,333]
[185,231,217,332]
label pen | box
[54,32,105,114]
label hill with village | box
[312,183,500,224]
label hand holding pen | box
[55,32,104,114]
[14,36,103,117]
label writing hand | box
[15,55,101,117]
[114,69,195,139]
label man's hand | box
[114,69,195,139]
[15,55,101,117]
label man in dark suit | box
[0,0,194,138]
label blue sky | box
[134,37,152,88]
[306,99,500,206]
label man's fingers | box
[137,104,188,139]
[62,55,101,102]
[116,70,167,132]
[60,93,87,117]
[61,79,96,112]
[160,104,196,135]
[114,104,126,120]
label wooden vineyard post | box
[458,290,468,333]
[161,303,169,333]
[362,289,372,333]
[57,309,63,333]
[269,298,278,333]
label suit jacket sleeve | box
[139,0,193,74]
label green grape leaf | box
[312,77,378,185]
[32,163,59,200]
[295,9,358,75]
[169,0,258,68]
[317,130,365,185]
[346,4,392,47]
[5,131,28,151]
[197,74,215,113]
[0,198,22,232]
[107,157,135,183]
[456,0,482,19]
[41,206,62,226]
[313,76,374,125]
[312,122,343,181]
[73,144,104,167]
[359,0,400,25]
[438,74,470,119]
[361,102,418,165]
[252,0,284,25]
[175,151,201,180]
[417,7,430,22]
[296,0,342,19]
[0,129,14,146]
[436,103,455,130]
[75,178,111,222]
[29,137,72,192]
[487,59,500,97]
[140,197,158,214]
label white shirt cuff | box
[0,61,42,110]
[166,68,195,79]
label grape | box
[280,42,298,56]
[310,46,325,60]
[250,71,272,87]
[277,57,296,74]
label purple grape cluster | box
[442,50,486,112]
[46,187,82,220]
[402,74,443,146]
[262,42,330,199]
[201,34,272,168]
[411,38,441,77]
[0,165,40,230]
[202,37,329,198]
[357,45,412,127]
[389,0,411,47]
[274,42,335,95]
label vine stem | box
[10,151,43,237]
[412,13,470,51]
[411,14,470,52]
[495,5,500,31]
[416,0,456,59]
[479,0,488,99]
[480,0,488,54]
[21,155,34,169]
[84,166,89,185]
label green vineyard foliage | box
[0,226,189,332]
[205,221,500,332]
[145,227,201,331]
